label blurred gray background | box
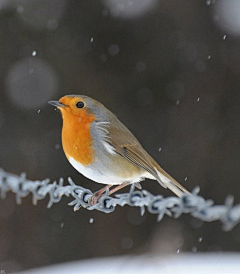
[0,0,240,272]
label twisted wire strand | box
[0,168,239,231]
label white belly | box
[69,157,145,185]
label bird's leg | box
[88,184,112,206]
[108,182,130,195]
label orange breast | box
[61,109,96,166]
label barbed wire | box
[0,168,240,231]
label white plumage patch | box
[95,121,116,155]
[69,156,112,184]
[69,156,146,186]
[103,141,116,155]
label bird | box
[48,95,189,206]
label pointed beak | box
[48,101,66,108]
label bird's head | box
[48,95,109,122]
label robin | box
[49,95,189,206]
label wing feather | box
[100,110,189,196]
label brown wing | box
[107,116,158,176]
[107,113,189,196]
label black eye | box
[76,101,84,108]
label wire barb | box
[0,168,239,231]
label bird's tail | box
[154,165,190,197]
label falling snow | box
[89,218,94,224]
[55,144,60,150]
[206,0,211,6]
[192,246,197,253]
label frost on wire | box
[0,169,239,231]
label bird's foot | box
[88,184,113,206]
[88,194,100,206]
[89,182,130,206]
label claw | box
[88,194,100,206]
